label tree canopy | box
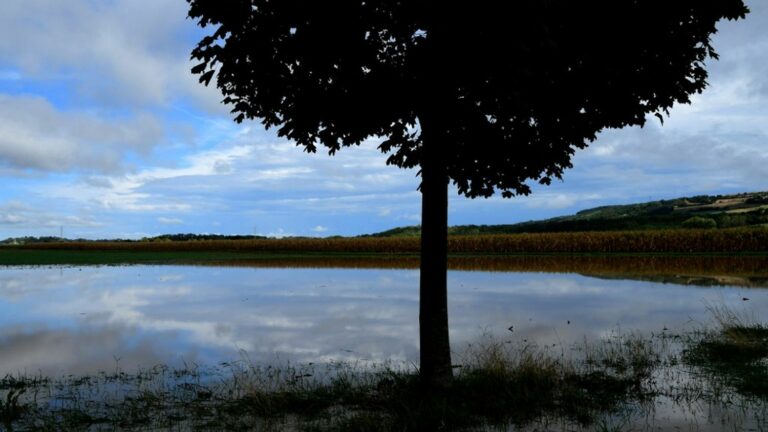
[189,0,747,198]
[189,0,748,390]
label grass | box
[6,327,764,431]
[683,304,768,399]
[0,320,759,428]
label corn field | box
[18,227,768,254]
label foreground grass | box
[683,305,768,399]
[1,336,659,431]
[2,325,767,431]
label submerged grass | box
[2,319,767,430]
[683,304,768,399]
[0,335,662,431]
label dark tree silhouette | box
[188,0,747,389]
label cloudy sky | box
[0,1,766,239]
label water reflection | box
[204,254,768,287]
[0,264,766,376]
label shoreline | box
[1,324,765,431]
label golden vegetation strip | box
[202,255,768,276]
[18,227,768,254]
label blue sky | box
[0,1,766,239]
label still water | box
[1,264,765,377]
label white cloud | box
[42,144,255,212]
[0,0,223,112]
[523,194,579,210]
[260,228,292,238]
[578,122,768,189]
[44,215,103,228]
[83,176,114,188]
[30,121,419,224]
[158,217,183,225]
[0,214,24,225]
[0,69,21,81]
[312,225,328,233]
[591,144,616,157]
[0,94,164,172]
[0,200,103,232]
[396,213,421,223]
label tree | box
[188,0,748,390]
[682,216,718,229]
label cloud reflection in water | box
[0,265,765,376]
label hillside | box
[363,191,768,237]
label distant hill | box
[3,192,767,245]
[362,191,768,237]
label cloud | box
[0,213,24,225]
[0,200,103,232]
[43,215,103,228]
[0,94,164,173]
[0,69,21,81]
[395,213,421,223]
[523,193,579,210]
[260,228,293,238]
[83,176,114,188]
[158,217,183,225]
[33,123,419,221]
[0,0,223,112]
[575,121,768,193]
[41,143,255,213]
[312,225,328,233]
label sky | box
[0,1,766,240]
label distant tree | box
[682,216,718,229]
[188,0,747,390]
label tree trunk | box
[419,134,453,390]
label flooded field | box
[1,258,766,430]
[0,261,764,375]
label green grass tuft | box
[683,305,768,399]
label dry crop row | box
[447,228,768,253]
[18,227,768,254]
